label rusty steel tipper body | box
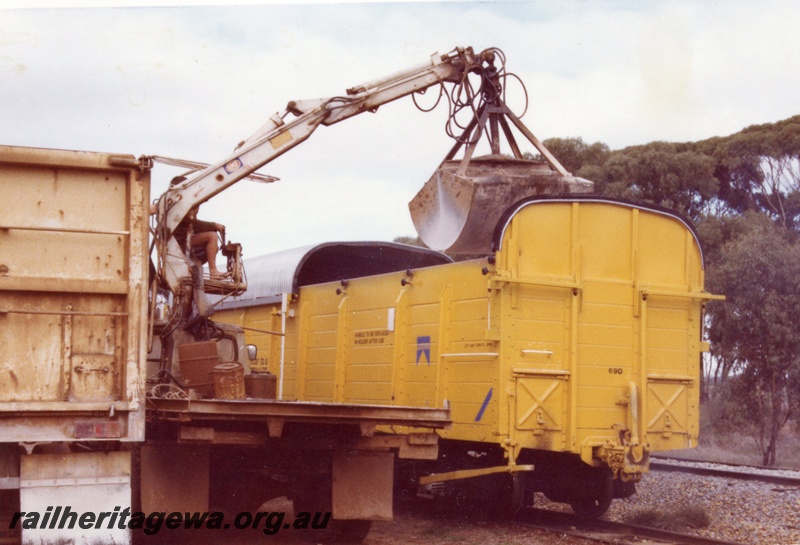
[0,145,150,544]
[0,145,150,441]
[214,197,722,515]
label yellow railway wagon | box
[215,196,720,516]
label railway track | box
[394,495,748,545]
[650,456,800,487]
[520,507,747,545]
[388,457,800,545]
[516,457,800,545]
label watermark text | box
[9,506,331,536]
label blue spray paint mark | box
[416,336,431,365]
[475,387,493,422]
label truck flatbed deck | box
[146,397,449,457]
[147,397,450,429]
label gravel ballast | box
[603,465,800,544]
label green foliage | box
[706,220,800,363]
[694,213,763,269]
[705,218,800,465]
[695,115,800,227]
[701,377,756,436]
[540,136,610,177]
[597,141,719,222]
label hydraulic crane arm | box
[155,46,491,293]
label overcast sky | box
[2,1,799,257]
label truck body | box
[0,146,149,544]
[0,145,449,545]
[0,145,149,441]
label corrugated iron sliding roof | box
[214,241,452,309]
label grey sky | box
[2,1,798,256]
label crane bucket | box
[409,155,594,255]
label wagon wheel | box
[492,472,526,516]
[568,472,613,518]
[448,472,526,518]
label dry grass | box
[662,421,800,470]
[661,432,765,465]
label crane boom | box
[155,46,488,293]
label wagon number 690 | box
[608,368,624,375]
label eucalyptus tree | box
[705,217,800,466]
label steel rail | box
[650,457,800,488]
[521,508,748,545]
